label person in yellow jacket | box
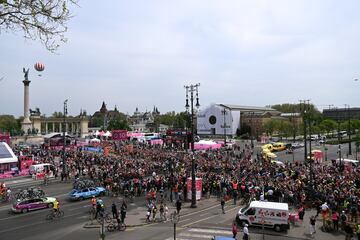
[53,199,59,215]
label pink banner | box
[112,130,128,141]
[150,139,163,145]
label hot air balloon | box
[34,62,45,72]
[34,62,45,77]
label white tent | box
[0,142,17,164]
[90,138,101,143]
[104,131,111,137]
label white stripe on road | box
[178,218,192,223]
[189,228,232,235]
[179,232,219,239]
[165,238,192,240]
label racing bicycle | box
[46,209,64,220]
[107,220,126,232]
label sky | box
[1,0,360,117]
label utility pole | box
[184,83,200,208]
[345,104,352,155]
[63,99,68,181]
[307,100,312,158]
[299,100,309,163]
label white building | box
[197,104,278,136]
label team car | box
[12,197,57,213]
[69,187,106,201]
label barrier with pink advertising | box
[186,177,202,200]
[150,139,163,145]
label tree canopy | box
[0,0,78,52]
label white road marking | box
[179,232,218,238]
[189,228,232,235]
[178,218,192,223]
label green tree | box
[0,115,21,135]
[52,111,64,118]
[0,0,78,52]
[89,116,103,128]
[263,119,280,136]
[317,119,337,135]
[107,116,130,131]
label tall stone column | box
[21,76,32,134]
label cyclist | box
[95,198,105,219]
[91,196,97,208]
[53,199,59,216]
[6,187,11,201]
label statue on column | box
[23,68,29,81]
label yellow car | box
[262,144,274,152]
[272,142,286,151]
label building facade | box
[30,110,89,138]
[323,107,360,121]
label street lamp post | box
[171,210,179,240]
[184,83,200,208]
[62,99,68,181]
[250,112,254,149]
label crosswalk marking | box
[188,228,232,235]
[179,232,218,238]
[164,227,233,240]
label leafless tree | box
[0,0,78,52]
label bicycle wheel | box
[58,210,64,217]
[46,213,54,220]
[104,214,112,223]
[97,216,104,224]
[119,223,126,231]
[107,223,115,232]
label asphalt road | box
[0,181,137,240]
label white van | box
[29,163,53,175]
[237,201,290,232]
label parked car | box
[12,197,57,213]
[291,143,304,149]
[69,187,106,201]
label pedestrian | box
[176,199,182,215]
[111,202,118,219]
[159,203,164,222]
[120,200,127,224]
[340,211,347,230]
[164,203,169,222]
[242,224,249,240]
[152,205,157,222]
[232,221,238,239]
[298,205,305,221]
[309,216,316,237]
[351,205,357,223]
[146,208,151,223]
[332,210,339,231]
[344,223,354,240]
[221,197,225,214]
